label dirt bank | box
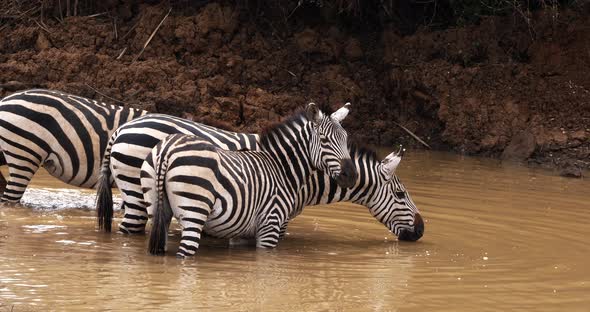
[1,1,588,175]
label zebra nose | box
[398,213,424,242]
[335,158,357,188]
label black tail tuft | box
[0,151,6,195]
[148,151,172,256]
[96,166,113,232]
[148,184,172,256]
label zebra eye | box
[394,191,406,199]
[320,136,329,143]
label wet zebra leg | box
[176,205,211,258]
[278,220,289,239]
[256,210,284,249]
[1,158,40,202]
[118,189,149,234]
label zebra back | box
[96,113,259,232]
[0,89,147,202]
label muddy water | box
[0,151,589,311]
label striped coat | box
[0,89,147,202]
[145,104,355,257]
[96,107,423,241]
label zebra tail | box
[148,158,171,255]
[0,151,6,194]
[96,139,114,232]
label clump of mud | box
[0,2,588,173]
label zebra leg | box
[176,206,211,258]
[1,156,40,202]
[118,189,149,234]
[110,152,150,234]
[256,211,284,249]
[278,220,289,240]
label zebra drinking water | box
[0,89,147,202]
[96,104,424,241]
[143,103,355,257]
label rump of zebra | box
[143,103,354,257]
[0,89,147,202]
[95,113,260,232]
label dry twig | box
[394,121,431,149]
[133,8,171,62]
[116,47,127,60]
[84,83,126,104]
[87,12,107,18]
[121,14,143,40]
[32,18,51,33]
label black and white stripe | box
[95,113,261,232]
[144,104,354,257]
[96,104,423,241]
[0,89,147,202]
[297,145,424,241]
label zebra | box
[143,103,355,257]
[96,103,356,232]
[0,89,147,202]
[95,104,424,242]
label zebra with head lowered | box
[96,104,424,241]
[0,89,147,202]
[143,103,356,257]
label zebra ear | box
[330,102,351,123]
[380,145,405,178]
[306,102,323,125]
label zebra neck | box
[260,117,313,194]
[302,146,378,207]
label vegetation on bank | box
[0,0,581,35]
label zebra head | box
[306,103,357,188]
[369,146,424,241]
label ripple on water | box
[18,188,121,210]
[21,225,66,234]
[1,152,590,310]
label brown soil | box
[1,2,588,175]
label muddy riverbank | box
[0,1,588,174]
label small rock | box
[36,32,52,51]
[560,165,583,178]
[501,130,536,162]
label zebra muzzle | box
[398,213,424,242]
[335,158,357,189]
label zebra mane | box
[259,103,337,140]
[259,110,307,141]
[348,142,379,163]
